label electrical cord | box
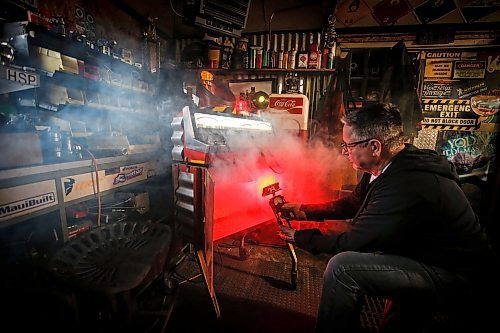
[82,147,102,227]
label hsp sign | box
[1,66,39,86]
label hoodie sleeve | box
[299,174,368,221]
[294,172,422,254]
[293,175,369,253]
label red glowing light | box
[235,97,248,112]
[257,174,278,197]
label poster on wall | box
[421,49,499,180]
[421,49,499,132]
[436,131,496,177]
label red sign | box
[269,97,304,114]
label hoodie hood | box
[391,144,459,182]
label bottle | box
[249,46,258,69]
[297,35,308,69]
[262,34,268,68]
[327,46,335,69]
[278,34,285,69]
[308,43,320,69]
[288,48,297,69]
[270,34,278,68]
[321,47,329,69]
[255,47,263,69]
[283,33,292,69]
[266,35,274,69]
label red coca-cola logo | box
[270,97,304,114]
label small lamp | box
[253,91,270,109]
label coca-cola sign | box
[270,97,304,114]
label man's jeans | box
[315,251,473,333]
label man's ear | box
[372,140,382,155]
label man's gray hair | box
[341,103,406,150]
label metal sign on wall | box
[421,98,479,131]
[61,163,150,202]
[0,180,58,222]
[421,50,499,132]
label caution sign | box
[421,99,479,131]
[424,59,454,79]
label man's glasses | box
[341,138,373,154]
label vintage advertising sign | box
[421,98,479,130]
[422,81,453,98]
[62,163,149,202]
[267,94,309,131]
[436,131,496,176]
[0,180,58,222]
[453,61,486,79]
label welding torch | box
[262,182,298,289]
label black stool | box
[49,220,174,331]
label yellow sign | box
[424,59,453,79]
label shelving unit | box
[201,68,336,74]
[0,152,162,238]
[0,20,169,247]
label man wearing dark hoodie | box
[278,103,498,333]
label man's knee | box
[324,251,361,281]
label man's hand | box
[278,225,296,243]
[281,203,307,220]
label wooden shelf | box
[188,68,336,73]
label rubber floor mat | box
[215,255,322,318]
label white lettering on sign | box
[274,99,297,108]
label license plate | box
[1,66,39,87]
